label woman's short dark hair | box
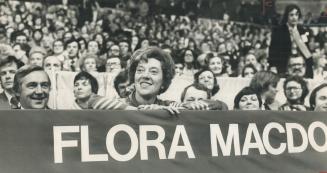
[194,68,220,96]
[242,64,258,77]
[281,4,302,25]
[129,47,175,94]
[309,83,327,110]
[114,70,129,93]
[283,76,309,103]
[249,71,280,94]
[74,71,98,94]
[234,86,262,109]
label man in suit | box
[13,65,51,109]
[269,4,313,78]
[0,55,23,109]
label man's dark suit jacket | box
[268,24,313,78]
[0,92,11,109]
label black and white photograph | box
[0,0,326,172]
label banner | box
[0,110,326,173]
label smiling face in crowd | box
[18,71,50,109]
[238,94,260,110]
[198,70,214,90]
[134,58,163,99]
[208,57,223,76]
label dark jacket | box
[269,24,313,78]
[0,92,11,110]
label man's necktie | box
[10,97,21,109]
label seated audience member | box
[63,38,80,72]
[114,70,132,98]
[73,71,134,110]
[193,68,219,96]
[181,48,198,77]
[13,65,51,109]
[205,53,228,77]
[79,53,99,72]
[174,58,184,76]
[12,43,29,64]
[87,40,100,55]
[52,39,65,62]
[126,47,177,108]
[0,56,24,109]
[106,56,123,74]
[234,87,262,110]
[241,64,257,78]
[43,56,63,73]
[279,76,309,111]
[287,54,307,78]
[107,44,120,58]
[119,39,131,62]
[244,53,261,71]
[181,83,211,102]
[28,46,47,67]
[249,71,280,110]
[309,83,327,111]
[179,82,228,110]
[313,57,327,81]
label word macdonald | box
[53,122,327,163]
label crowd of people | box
[0,1,326,112]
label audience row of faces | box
[2,47,326,112]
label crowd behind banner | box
[0,0,326,112]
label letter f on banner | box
[53,126,80,163]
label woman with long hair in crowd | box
[205,53,228,77]
[241,64,257,78]
[193,68,229,110]
[180,48,198,77]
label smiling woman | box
[125,47,175,108]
